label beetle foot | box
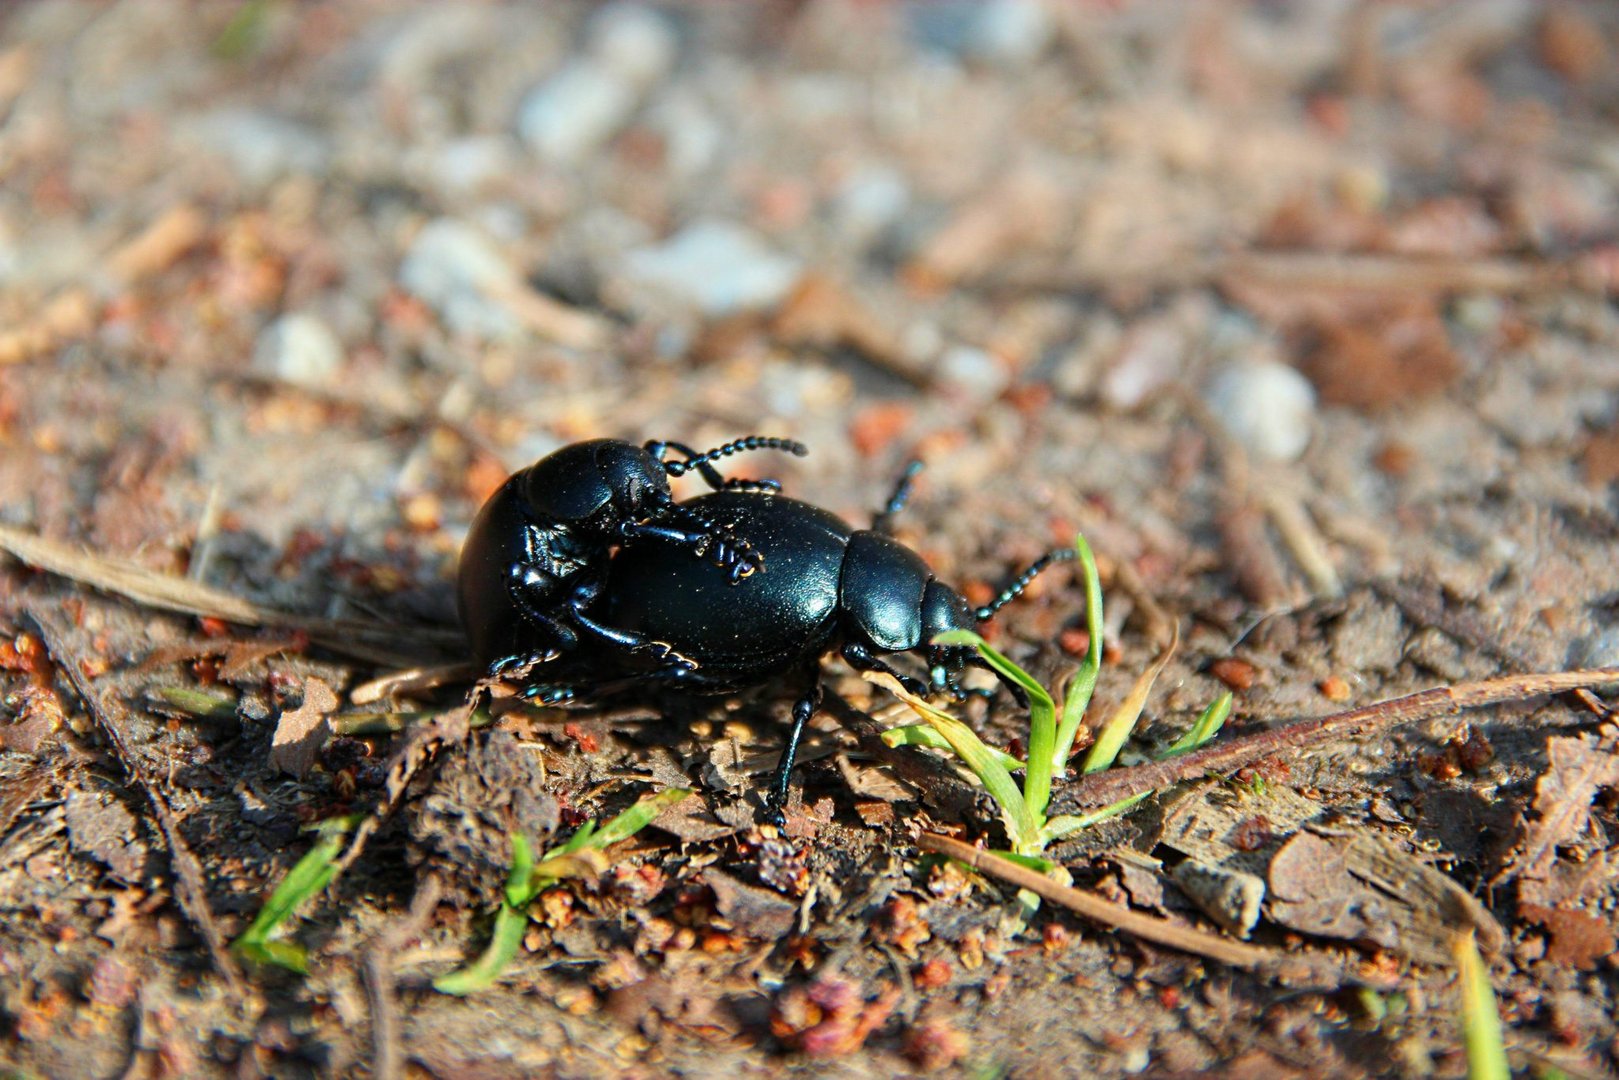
[896,673,929,697]
[488,649,560,681]
[701,533,766,582]
[634,640,698,671]
[523,684,577,705]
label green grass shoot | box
[875,534,1231,908]
[434,788,691,995]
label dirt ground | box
[1,1,1617,1076]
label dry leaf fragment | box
[705,868,798,940]
[1509,733,1619,894]
[269,676,338,777]
[1266,831,1402,953]
[1519,903,1616,971]
[64,791,150,884]
[652,799,742,844]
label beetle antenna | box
[676,436,808,473]
[974,547,1078,623]
[647,440,727,488]
[872,459,924,534]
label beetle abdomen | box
[603,493,850,684]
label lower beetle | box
[505,462,1075,822]
[457,435,806,676]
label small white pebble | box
[1571,629,1619,689]
[189,108,330,188]
[646,90,722,178]
[967,0,1054,65]
[617,220,801,318]
[832,165,910,243]
[586,3,678,88]
[399,218,523,339]
[516,59,637,165]
[255,313,343,389]
[1204,360,1317,462]
[430,135,518,195]
[937,344,1007,404]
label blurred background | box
[0,0,1615,644]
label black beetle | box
[456,435,807,676]
[503,461,1074,822]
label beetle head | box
[920,581,978,696]
[520,439,672,534]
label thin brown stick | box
[26,604,245,992]
[977,251,1572,298]
[1052,668,1619,812]
[350,662,480,705]
[918,833,1280,970]
[365,875,444,1080]
[0,523,462,666]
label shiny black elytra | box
[456,436,807,677]
[498,458,1075,824]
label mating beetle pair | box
[457,436,1073,821]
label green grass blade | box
[934,629,1058,821]
[1163,693,1232,757]
[503,833,536,908]
[931,629,1051,708]
[882,723,1026,772]
[1454,930,1509,1080]
[432,903,528,996]
[1054,536,1103,769]
[986,850,1056,874]
[1041,791,1153,842]
[550,819,598,858]
[866,671,1037,850]
[585,788,693,849]
[1080,623,1178,775]
[440,789,692,997]
[232,815,359,972]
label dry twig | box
[0,524,461,666]
[26,604,245,992]
[1051,668,1619,812]
[365,875,444,1080]
[918,833,1297,973]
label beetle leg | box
[964,650,1029,709]
[555,579,700,670]
[522,683,580,706]
[502,563,581,654]
[871,459,924,535]
[628,506,767,581]
[765,674,822,827]
[841,641,929,697]
[568,611,699,671]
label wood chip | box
[705,868,798,940]
[270,676,338,777]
